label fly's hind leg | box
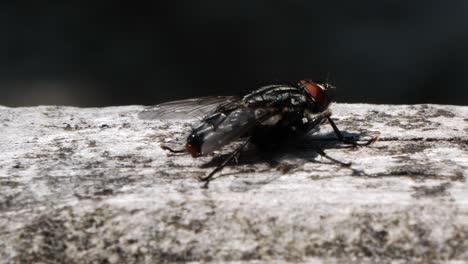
[325,115,379,146]
[160,145,186,153]
[199,139,250,188]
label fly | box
[139,80,379,187]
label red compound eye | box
[299,80,327,108]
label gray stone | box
[0,103,467,263]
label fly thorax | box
[290,95,307,106]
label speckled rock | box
[0,104,467,263]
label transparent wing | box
[199,107,278,155]
[138,96,241,120]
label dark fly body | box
[139,80,378,187]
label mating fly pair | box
[139,80,378,187]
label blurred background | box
[1,1,468,107]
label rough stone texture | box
[0,103,467,263]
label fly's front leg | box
[325,113,378,146]
[199,138,250,188]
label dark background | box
[2,1,468,107]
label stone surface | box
[0,103,467,263]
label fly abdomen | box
[185,112,228,157]
[185,106,260,157]
[186,133,203,157]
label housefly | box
[139,80,378,187]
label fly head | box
[299,80,336,111]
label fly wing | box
[138,96,241,120]
[198,106,278,155]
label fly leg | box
[325,116,378,146]
[313,146,351,167]
[160,145,185,153]
[199,139,250,188]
